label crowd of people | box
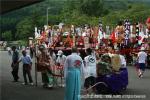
[7,19,150,100]
[9,42,148,100]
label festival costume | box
[64,53,84,100]
[84,55,96,89]
[37,52,52,87]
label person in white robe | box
[64,47,84,100]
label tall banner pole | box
[35,44,38,86]
[34,27,38,87]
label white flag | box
[138,31,145,45]
[34,27,39,38]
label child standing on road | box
[18,50,33,85]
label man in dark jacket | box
[11,46,19,82]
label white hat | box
[140,47,145,51]
[57,50,63,55]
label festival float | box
[146,17,150,68]
[34,24,100,58]
[33,19,150,92]
[96,54,128,94]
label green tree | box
[79,0,104,17]
[2,31,12,41]
[16,18,34,40]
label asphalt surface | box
[0,51,150,100]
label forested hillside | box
[1,0,150,41]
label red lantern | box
[146,17,150,30]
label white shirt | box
[50,52,56,61]
[84,55,96,78]
[119,55,126,68]
[26,49,30,55]
[82,32,87,37]
[56,55,66,66]
[7,47,11,51]
[64,53,84,78]
[138,51,147,63]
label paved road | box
[0,51,150,100]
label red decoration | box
[63,34,73,47]
[146,17,150,23]
[110,31,116,44]
[138,36,142,40]
[146,17,150,30]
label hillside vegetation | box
[1,0,150,41]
